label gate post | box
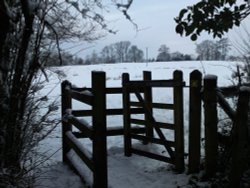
[230,88,250,187]
[173,70,184,172]
[122,73,132,157]
[143,71,153,143]
[188,70,202,173]
[61,80,72,163]
[92,71,107,188]
[203,75,218,177]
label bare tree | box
[0,0,134,186]
[101,44,116,64]
[196,40,215,60]
[216,38,231,60]
[127,45,144,62]
[114,41,131,62]
[156,44,171,61]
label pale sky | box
[69,0,250,59]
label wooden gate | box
[122,70,185,172]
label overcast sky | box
[69,0,250,59]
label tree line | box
[48,38,233,66]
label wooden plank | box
[130,118,174,130]
[130,118,146,126]
[125,80,185,88]
[67,117,93,138]
[72,108,144,117]
[66,153,91,185]
[217,91,236,121]
[122,73,132,157]
[143,71,154,143]
[92,71,107,188]
[151,102,174,109]
[73,127,147,137]
[72,131,88,138]
[204,75,218,177]
[231,89,250,187]
[61,80,72,163]
[106,108,123,115]
[131,134,175,147]
[71,90,93,106]
[128,87,145,93]
[154,121,174,130]
[106,126,146,136]
[65,131,94,171]
[130,108,145,114]
[131,148,174,164]
[173,70,185,172]
[71,87,91,92]
[130,101,142,107]
[219,83,250,97]
[219,86,238,97]
[105,87,123,94]
[134,91,175,159]
[72,110,92,117]
[188,70,202,173]
[107,108,145,115]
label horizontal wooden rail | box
[131,118,146,126]
[67,116,93,138]
[72,110,92,117]
[106,126,146,136]
[151,102,174,109]
[72,108,145,117]
[106,108,145,115]
[72,126,146,138]
[71,90,93,106]
[130,101,142,107]
[72,131,88,138]
[218,83,250,97]
[153,121,175,130]
[131,148,173,163]
[65,131,94,171]
[219,86,238,97]
[124,80,185,88]
[71,87,91,92]
[131,134,175,147]
[127,87,145,93]
[105,87,123,94]
[130,118,174,130]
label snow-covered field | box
[35,61,242,188]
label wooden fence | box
[61,70,250,187]
[61,70,187,187]
[61,71,153,188]
[188,71,250,187]
[122,70,185,172]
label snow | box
[81,89,93,96]
[65,131,92,159]
[204,74,218,80]
[36,61,242,188]
[240,86,250,92]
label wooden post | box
[143,71,153,143]
[61,80,72,163]
[173,70,185,172]
[92,71,107,188]
[122,73,132,157]
[188,70,202,173]
[230,88,250,187]
[203,75,218,177]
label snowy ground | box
[35,61,242,188]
